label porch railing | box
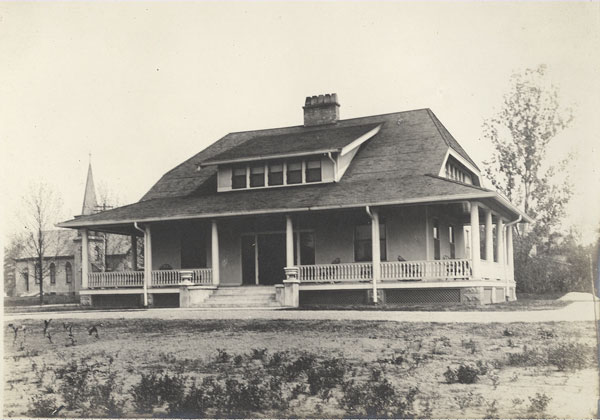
[298,262,372,283]
[88,268,212,289]
[88,271,144,288]
[380,259,472,281]
[297,259,472,283]
[151,268,213,286]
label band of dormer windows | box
[231,157,322,190]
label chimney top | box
[303,93,340,126]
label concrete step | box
[209,295,276,302]
[213,288,277,296]
[200,301,283,308]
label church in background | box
[9,163,133,297]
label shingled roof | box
[202,122,381,165]
[58,107,528,229]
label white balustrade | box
[298,262,372,283]
[88,271,144,288]
[297,259,473,283]
[380,259,472,281]
[87,268,213,289]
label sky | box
[1,1,599,243]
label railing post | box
[470,202,481,280]
[283,267,300,307]
[81,228,89,290]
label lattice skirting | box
[300,290,367,305]
[385,288,461,304]
[91,294,143,308]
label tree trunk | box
[38,254,44,305]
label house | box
[12,163,131,297]
[58,94,531,308]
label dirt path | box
[4,301,598,323]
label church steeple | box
[81,157,98,216]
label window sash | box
[287,161,302,184]
[268,163,284,186]
[232,166,247,189]
[305,159,322,182]
[250,165,265,187]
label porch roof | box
[57,174,531,230]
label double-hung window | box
[305,159,322,182]
[250,165,265,187]
[232,166,247,189]
[268,162,284,186]
[354,222,386,262]
[287,161,302,184]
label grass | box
[3,318,598,418]
[295,295,570,311]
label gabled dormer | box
[439,149,481,186]
[199,94,382,192]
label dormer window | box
[232,166,247,189]
[306,159,322,183]
[445,159,473,184]
[287,161,303,184]
[250,165,265,187]
[268,162,284,186]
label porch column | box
[371,208,381,303]
[81,229,89,289]
[143,225,152,307]
[211,220,220,286]
[506,225,514,268]
[496,218,504,266]
[131,235,138,271]
[285,215,294,268]
[470,202,481,279]
[484,209,493,262]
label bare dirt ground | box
[3,318,598,418]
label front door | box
[257,233,286,285]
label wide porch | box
[78,200,518,307]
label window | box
[268,162,284,186]
[433,219,440,260]
[354,222,386,262]
[287,161,302,184]
[34,263,41,284]
[65,262,72,284]
[22,268,29,292]
[305,159,322,183]
[232,166,247,189]
[449,226,456,258]
[250,165,265,187]
[50,263,56,284]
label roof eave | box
[201,148,342,167]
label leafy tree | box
[482,65,574,292]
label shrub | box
[547,342,591,371]
[444,364,480,384]
[453,391,484,410]
[130,373,161,413]
[484,399,499,419]
[340,377,418,418]
[528,392,552,416]
[506,345,545,367]
[28,394,58,417]
[215,348,231,363]
[250,348,268,361]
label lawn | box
[4,318,598,418]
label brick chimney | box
[303,93,340,126]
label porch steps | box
[199,286,282,308]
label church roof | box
[81,162,98,216]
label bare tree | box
[3,235,24,297]
[19,183,65,305]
